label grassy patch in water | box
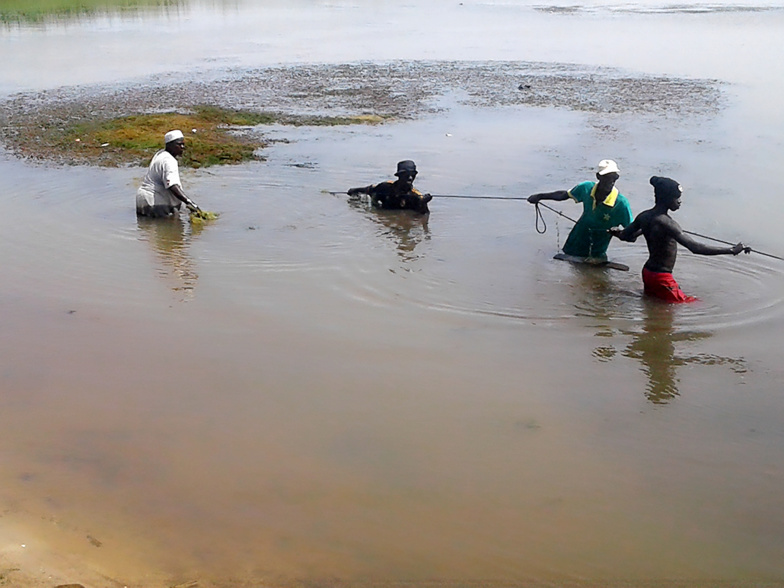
[280,113,387,126]
[50,105,385,167]
[59,106,272,168]
[0,0,178,23]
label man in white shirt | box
[136,130,201,217]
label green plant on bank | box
[0,0,180,24]
[59,107,264,168]
[55,105,386,168]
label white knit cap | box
[164,130,184,144]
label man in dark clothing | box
[610,176,750,302]
[347,160,432,214]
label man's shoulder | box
[368,181,396,201]
[151,149,176,165]
[647,210,681,232]
[614,192,632,208]
[370,180,395,192]
[569,181,595,200]
[573,180,595,191]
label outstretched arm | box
[169,184,200,212]
[347,185,373,196]
[527,190,570,204]
[670,222,749,256]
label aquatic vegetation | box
[55,106,270,168]
[278,113,387,126]
[0,0,181,24]
[189,210,219,224]
[0,61,721,167]
[1,101,386,167]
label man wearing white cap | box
[136,130,201,217]
[527,159,633,261]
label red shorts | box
[642,268,698,303]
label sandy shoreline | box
[5,519,784,588]
[1,511,121,588]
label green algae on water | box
[60,106,270,168]
[189,210,220,225]
[9,104,386,168]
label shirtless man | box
[610,176,749,302]
[347,160,432,214]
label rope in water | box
[533,201,579,234]
[683,230,784,262]
[533,202,784,262]
[331,191,530,201]
[329,190,783,261]
[430,194,531,201]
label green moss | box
[60,107,268,168]
[278,113,388,126]
[190,210,220,224]
[192,105,277,126]
[25,105,387,167]
[0,0,179,23]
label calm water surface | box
[1,1,784,585]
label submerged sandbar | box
[0,60,723,167]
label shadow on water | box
[136,215,203,300]
[347,196,430,262]
[566,263,748,404]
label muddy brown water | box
[2,1,784,586]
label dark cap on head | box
[395,160,417,176]
[650,176,683,202]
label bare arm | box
[671,224,748,256]
[611,215,643,242]
[169,184,200,212]
[527,190,570,204]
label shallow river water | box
[2,1,784,586]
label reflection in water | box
[0,0,184,25]
[622,301,747,404]
[136,215,200,300]
[348,197,430,262]
[571,262,617,310]
[569,266,750,404]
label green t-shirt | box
[562,181,633,259]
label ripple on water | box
[669,254,784,330]
[321,209,784,330]
[565,250,784,331]
[303,199,633,324]
[9,161,780,330]
[1,165,152,306]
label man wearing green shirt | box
[527,159,633,261]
